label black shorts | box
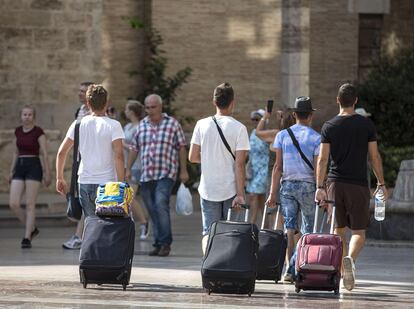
[327,181,371,230]
[12,157,43,182]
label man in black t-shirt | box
[315,83,388,291]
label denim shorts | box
[280,180,316,234]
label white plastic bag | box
[176,183,193,216]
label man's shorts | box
[12,157,43,182]
[327,181,371,230]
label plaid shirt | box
[133,114,186,182]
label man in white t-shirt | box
[56,84,125,217]
[189,82,250,236]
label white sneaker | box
[62,235,82,250]
[342,256,355,291]
[139,223,149,240]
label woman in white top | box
[123,100,150,240]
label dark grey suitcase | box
[256,204,287,282]
[79,216,135,290]
[201,206,259,296]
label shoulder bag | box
[66,121,83,221]
[286,127,314,171]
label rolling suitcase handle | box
[261,203,281,230]
[227,204,250,222]
[313,200,335,234]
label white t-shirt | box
[190,115,250,201]
[66,115,125,184]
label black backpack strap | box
[69,121,81,196]
[286,127,314,171]
[212,116,235,160]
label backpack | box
[95,182,134,217]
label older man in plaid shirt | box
[127,94,189,257]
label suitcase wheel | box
[334,289,339,295]
[295,287,300,293]
[83,282,87,289]
[123,283,127,291]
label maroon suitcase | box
[295,202,343,294]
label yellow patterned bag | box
[95,182,134,217]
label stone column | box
[101,0,148,109]
[281,0,310,107]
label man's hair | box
[338,83,358,107]
[293,111,311,120]
[144,94,162,106]
[80,81,95,87]
[213,82,234,109]
[126,100,144,119]
[86,84,107,111]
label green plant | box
[358,49,414,148]
[375,146,414,188]
[126,17,193,124]
[125,17,198,191]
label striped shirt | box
[274,124,321,182]
[133,114,186,182]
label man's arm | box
[188,143,201,163]
[232,150,247,208]
[112,138,125,181]
[179,145,189,183]
[265,148,283,207]
[55,137,74,195]
[368,141,388,200]
[315,143,330,203]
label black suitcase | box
[201,206,259,296]
[256,204,287,282]
[79,216,135,290]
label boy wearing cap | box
[266,96,321,282]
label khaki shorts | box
[327,181,371,230]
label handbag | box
[286,127,314,171]
[66,121,82,221]
[176,183,193,216]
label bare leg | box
[249,193,258,224]
[24,180,41,239]
[285,229,295,265]
[9,180,25,224]
[130,199,148,224]
[75,215,84,239]
[335,227,348,259]
[256,193,265,225]
[348,229,366,261]
[130,184,147,224]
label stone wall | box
[0,0,146,192]
[151,0,283,131]
[309,0,359,130]
[0,0,105,131]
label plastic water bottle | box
[374,188,385,221]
